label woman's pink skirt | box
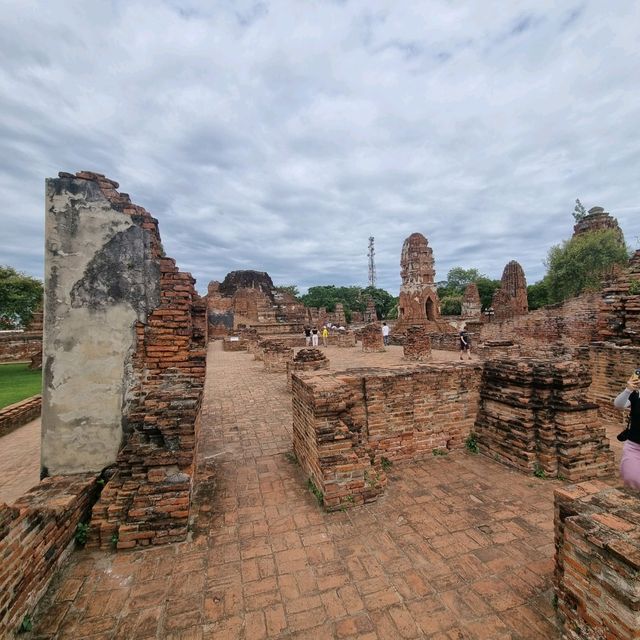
[620,440,640,490]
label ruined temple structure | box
[286,348,329,390]
[403,325,431,361]
[206,271,306,338]
[461,283,482,320]
[491,260,528,321]
[573,206,625,243]
[364,297,377,323]
[397,233,440,325]
[361,323,385,352]
[42,171,207,550]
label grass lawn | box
[0,363,42,409]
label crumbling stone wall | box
[474,359,613,480]
[461,283,482,319]
[554,481,640,640]
[573,206,624,242]
[292,364,481,510]
[0,474,97,637]
[222,336,247,351]
[43,171,206,550]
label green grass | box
[0,363,42,409]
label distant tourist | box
[459,329,471,360]
[322,326,329,347]
[382,322,390,346]
[311,326,319,347]
[613,371,640,490]
[303,326,312,346]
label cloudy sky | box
[1,0,639,295]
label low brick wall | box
[480,293,599,357]
[554,481,640,639]
[476,340,520,359]
[328,331,356,348]
[0,395,42,437]
[474,359,614,480]
[0,474,97,637]
[292,363,481,510]
[222,337,247,351]
[262,341,293,373]
[0,331,42,363]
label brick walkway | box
[0,417,40,504]
[22,342,597,638]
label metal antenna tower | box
[367,236,377,288]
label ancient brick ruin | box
[403,325,431,361]
[573,206,625,242]
[554,481,640,639]
[461,282,482,319]
[286,348,329,390]
[364,297,377,322]
[360,322,385,352]
[262,340,294,372]
[491,260,528,320]
[41,171,206,550]
[395,233,440,330]
[474,359,614,480]
[292,364,481,510]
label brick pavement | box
[18,342,625,639]
[0,417,40,504]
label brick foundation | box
[0,331,42,363]
[476,340,520,359]
[328,331,356,347]
[0,474,97,636]
[262,341,294,373]
[0,394,41,437]
[554,481,640,639]
[292,363,481,510]
[286,349,329,390]
[474,359,614,480]
[361,323,385,352]
[403,326,431,361]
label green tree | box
[0,266,43,329]
[527,279,549,311]
[274,284,300,299]
[361,286,397,319]
[475,277,502,311]
[572,198,588,222]
[440,295,462,316]
[545,229,629,303]
[436,267,500,313]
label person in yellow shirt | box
[322,326,329,347]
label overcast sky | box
[1,1,639,295]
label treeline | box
[0,265,43,329]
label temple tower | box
[397,233,440,326]
[492,260,528,320]
[461,283,482,319]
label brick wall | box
[0,395,41,437]
[0,332,42,363]
[479,293,599,357]
[47,173,209,551]
[474,359,614,480]
[292,364,481,510]
[554,481,640,639]
[222,337,247,351]
[262,341,293,373]
[0,474,97,637]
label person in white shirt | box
[381,322,390,346]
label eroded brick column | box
[403,326,431,360]
[361,323,385,352]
